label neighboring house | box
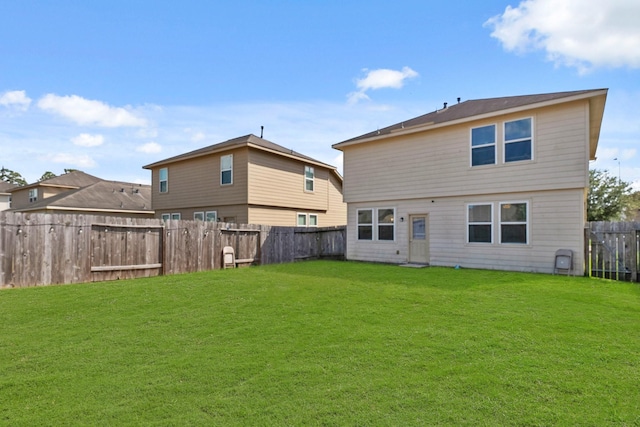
[332,89,608,275]
[143,134,346,226]
[0,181,17,211]
[9,171,153,218]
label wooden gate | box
[586,222,639,282]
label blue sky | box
[1,0,639,189]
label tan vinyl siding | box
[346,188,586,275]
[151,148,248,211]
[247,149,328,211]
[342,100,590,203]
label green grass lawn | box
[1,261,639,426]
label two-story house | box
[143,134,346,226]
[9,170,153,218]
[332,89,608,275]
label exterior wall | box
[342,100,590,203]
[0,195,10,211]
[150,147,249,211]
[10,186,74,210]
[345,188,586,275]
[325,172,347,226]
[247,149,329,211]
[156,204,249,224]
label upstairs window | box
[471,124,496,166]
[500,202,528,244]
[159,168,168,193]
[221,154,233,185]
[468,204,493,243]
[304,166,314,192]
[29,189,38,203]
[504,118,532,162]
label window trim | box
[357,207,395,241]
[499,201,529,245]
[470,124,497,167]
[357,208,373,241]
[159,167,168,193]
[297,213,307,226]
[304,165,315,192]
[503,117,533,163]
[194,212,204,221]
[161,213,171,221]
[28,188,38,203]
[220,154,233,185]
[171,213,181,220]
[309,214,318,227]
[467,203,493,244]
[205,211,218,222]
[377,208,396,241]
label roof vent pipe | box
[457,97,461,103]
[443,102,448,109]
[260,126,264,138]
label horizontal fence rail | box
[0,212,345,288]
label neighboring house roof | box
[143,134,342,179]
[11,180,152,214]
[14,170,102,191]
[0,181,17,194]
[333,89,607,160]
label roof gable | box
[13,171,102,192]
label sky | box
[1,0,639,190]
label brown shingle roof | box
[13,180,152,213]
[13,170,102,191]
[143,134,337,171]
[334,89,608,147]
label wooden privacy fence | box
[585,221,640,282]
[0,212,345,288]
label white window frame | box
[499,201,529,245]
[503,117,533,163]
[171,213,181,220]
[377,208,395,241]
[194,212,204,221]
[159,167,168,193]
[467,203,493,244]
[206,211,218,222]
[161,213,171,221]
[28,188,38,203]
[309,214,318,227]
[470,124,496,167]
[297,213,307,226]
[221,154,233,185]
[357,208,395,241]
[304,166,314,192]
[357,209,373,241]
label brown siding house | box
[143,134,346,226]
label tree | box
[0,166,27,186]
[587,169,631,221]
[39,171,57,181]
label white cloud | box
[356,67,419,91]
[37,94,147,127]
[348,67,419,104]
[71,133,104,147]
[485,0,640,72]
[0,90,32,110]
[136,142,162,154]
[50,153,97,168]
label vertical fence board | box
[587,221,639,282]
